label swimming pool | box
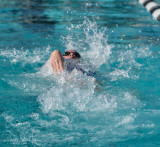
[0,0,160,146]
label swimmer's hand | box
[50,50,64,74]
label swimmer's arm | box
[50,50,64,74]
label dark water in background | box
[0,0,160,146]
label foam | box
[64,18,113,68]
[0,46,51,65]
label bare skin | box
[50,50,80,74]
[50,50,64,74]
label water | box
[0,0,160,146]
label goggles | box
[62,51,81,58]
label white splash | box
[64,18,113,68]
[0,46,51,65]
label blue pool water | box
[0,0,160,146]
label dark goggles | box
[62,51,81,58]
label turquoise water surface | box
[0,0,160,146]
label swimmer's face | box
[62,50,81,59]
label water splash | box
[64,17,113,68]
[108,45,152,81]
[1,18,155,146]
[0,46,51,65]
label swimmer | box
[50,50,81,74]
[49,50,102,90]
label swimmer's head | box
[62,50,81,59]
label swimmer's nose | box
[69,53,75,58]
